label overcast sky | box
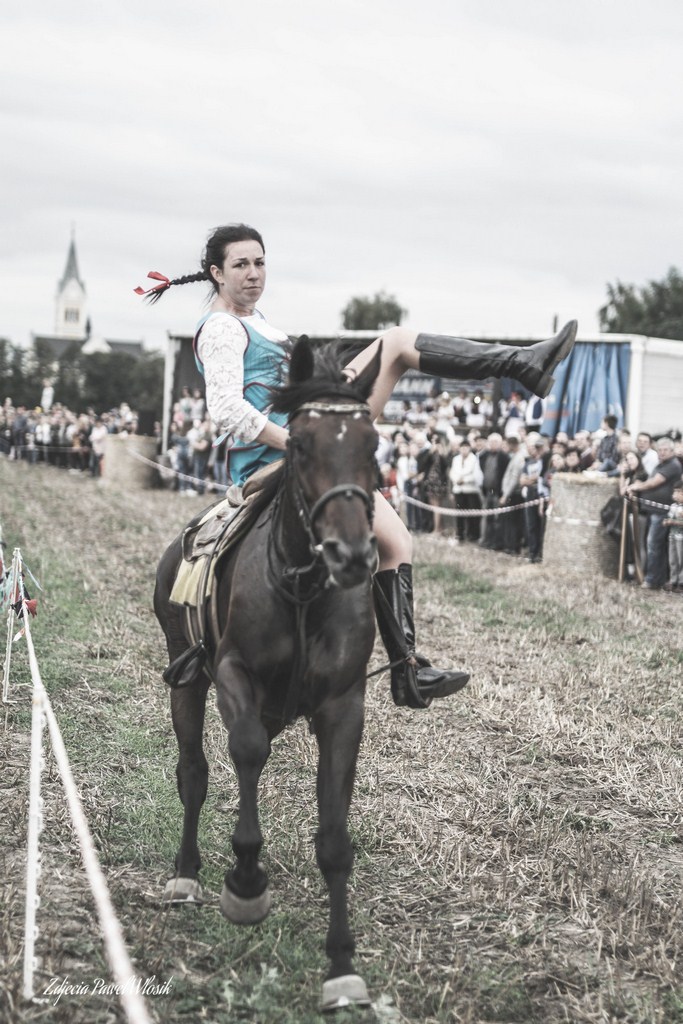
[2,0,683,355]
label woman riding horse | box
[138,223,577,708]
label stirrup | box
[393,654,469,710]
[163,640,207,688]
[415,662,470,700]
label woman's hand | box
[256,420,289,451]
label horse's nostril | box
[321,538,352,566]
[322,536,378,579]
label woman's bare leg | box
[374,490,412,570]
[345,328,419,420]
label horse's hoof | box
[162,877,204,904]
[219,881,272,924]
[320,974,371,1012]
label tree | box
[6,343,27,405]
[127,351,164,418]
[341,291,407,331]
[53,345,85,411]
[29,337,60,386]
[81,352,139,413]
[0,339,12,400]
[599,266,683,339]
[0,340,164,417]
[81,350,164,419]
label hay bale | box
[101,434,160,490]
[544,473,620,578]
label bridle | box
[285,401,376,559]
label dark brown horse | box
[154,338,384,1010]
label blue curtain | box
[542,342,631,436]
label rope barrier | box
[2,548,21,703]
[6,443,94,455]
[398,492,545,517]
[23,634,44,1002]
[3,548,153,1023]
[126,446,229,493]
[5,442,229,494]
[636,495,674,512]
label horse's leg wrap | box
[415,320,577,399]
[372,564,469,709]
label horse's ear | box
[353,340,383,401]
[289,335,314,384]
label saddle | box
[165,461,283,686]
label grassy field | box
[1,456,682,1024]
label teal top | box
[193,312,289,486]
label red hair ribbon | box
[134,271,171,296]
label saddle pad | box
[169,460,284,614]
[181,498,240,563]
[170,501,247,609]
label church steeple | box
[59,233,84,292]
[55,229,87,339]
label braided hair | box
[136,223,265,304]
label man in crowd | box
[636,431,659,477]
[11,405,28,460]
[573,430,595,471]
[595,414,619,470]
[499,436,526,555]
[478,433,509,550]
[524,394,546,433]
[89,417,109,477]
[626,436,683,589]
[520,437,550,564]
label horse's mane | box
[269,341,369,416]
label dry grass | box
[0,457,682,1023]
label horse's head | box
[271,338,382,589]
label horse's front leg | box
[215,652,273,925]
[163,677,211,905]
[313,686,371,1011]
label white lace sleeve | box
[197,314,268,443]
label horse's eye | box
[288,434,310,460]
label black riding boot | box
[373,563,469,709]
[415,319,577,399]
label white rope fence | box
[2,547,21,703]
[3,546,154,1024]
[126,446,228,493]
[7,442,229,495]
[399,491,545,517]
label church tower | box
[55,232,87,339]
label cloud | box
[2,1,683,351]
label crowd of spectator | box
[166,387,228,496]
[0,396,150,476]
[0,387,227,495]
[375,395,683,592]
[3,385,682,593]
